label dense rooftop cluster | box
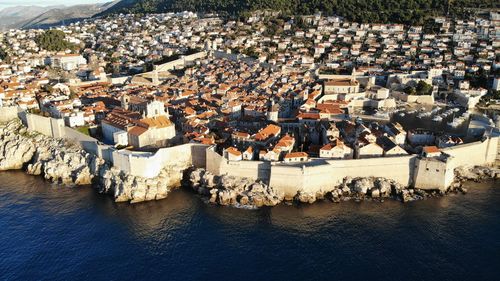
[0,11,499,160]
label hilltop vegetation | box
[0,47,7,60]
[105,0,499,25]
[35,30,76,52]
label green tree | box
[105,0,500,25]
[416,81,433,95]
[0,47,7,60]
[404,86,417,96]
[36,30,76,52]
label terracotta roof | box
[226,147,242,156]
[140,115,172,128]
[325,79,359,87]
[128,126,148,136]
[284,152,308,159]
[297,112,321,120]
[254,124,281,141]
[423,146,440,154]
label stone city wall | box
[20,113,499,185]
[155,51,208,72]
[205,147,271,182]
[24,113,117,163]
[269,156,415,197]
[205,135,499,197]
[206,144,415,198]
[25,113,65,138]
[442,136,499,168]
[23,113,208,178]
[0,106,21,123]
[390,91,435,104]
[112,143,209,178]
[63,126,116,163]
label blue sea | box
[0,170,499,281]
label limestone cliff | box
[0,119,180,203]
[189,168,284,207]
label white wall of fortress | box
[205,134,498,197]
[206,147,271,181]
[155,51,208,72]
[390,92,435,104]
[205,146,415,197]
[20,113,208,178]
[442,136,499,168]
[13,113,500,187]
[269,156,415,197]
[0,106,22,123]
[112,143,208,178]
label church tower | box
[121,94,130,110]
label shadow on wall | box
[190,144,209,168]
[18,110,28,125]
[408,156,416,186]
[257,162,271,184]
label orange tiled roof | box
[284,152,308,159]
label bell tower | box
[121,94,130,110]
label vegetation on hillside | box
[0,47,7,61]
[107,0,499,25]
[35,30,76,52]
[405,81,433,96]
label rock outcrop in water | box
[325,176,431,203]
[99,165,183,203]
[187,167,492,207]
[188,168,284,207]
[455,166,500,181]
[2,119,498,207]
[0,119,107,185]
[0,119,179,203]
[0,121,37,170]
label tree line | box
[110,0,499,25]
[35,30,77,52]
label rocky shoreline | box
[0,119,182,203]
[187,166,499,207]
[1,119,498,207]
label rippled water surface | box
[0,171,499,281]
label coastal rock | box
[455,166,499,182]
[0,121,37,170]
[353,178,374,195]
[0,119,181,204]
[188,168,284,208]
[296,191,316,204]
[98,166,181,203]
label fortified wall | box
[112,143,208,178]
[206,146,415,197]
[0,106,22,123]
[11,113,500,193]
[442,136,499,168]
[205,134,499,197]
[270,156,415,197]
[155,51,208,72]
[206,147,271,181]
[390,91,435,105]
[20,113,208,178]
